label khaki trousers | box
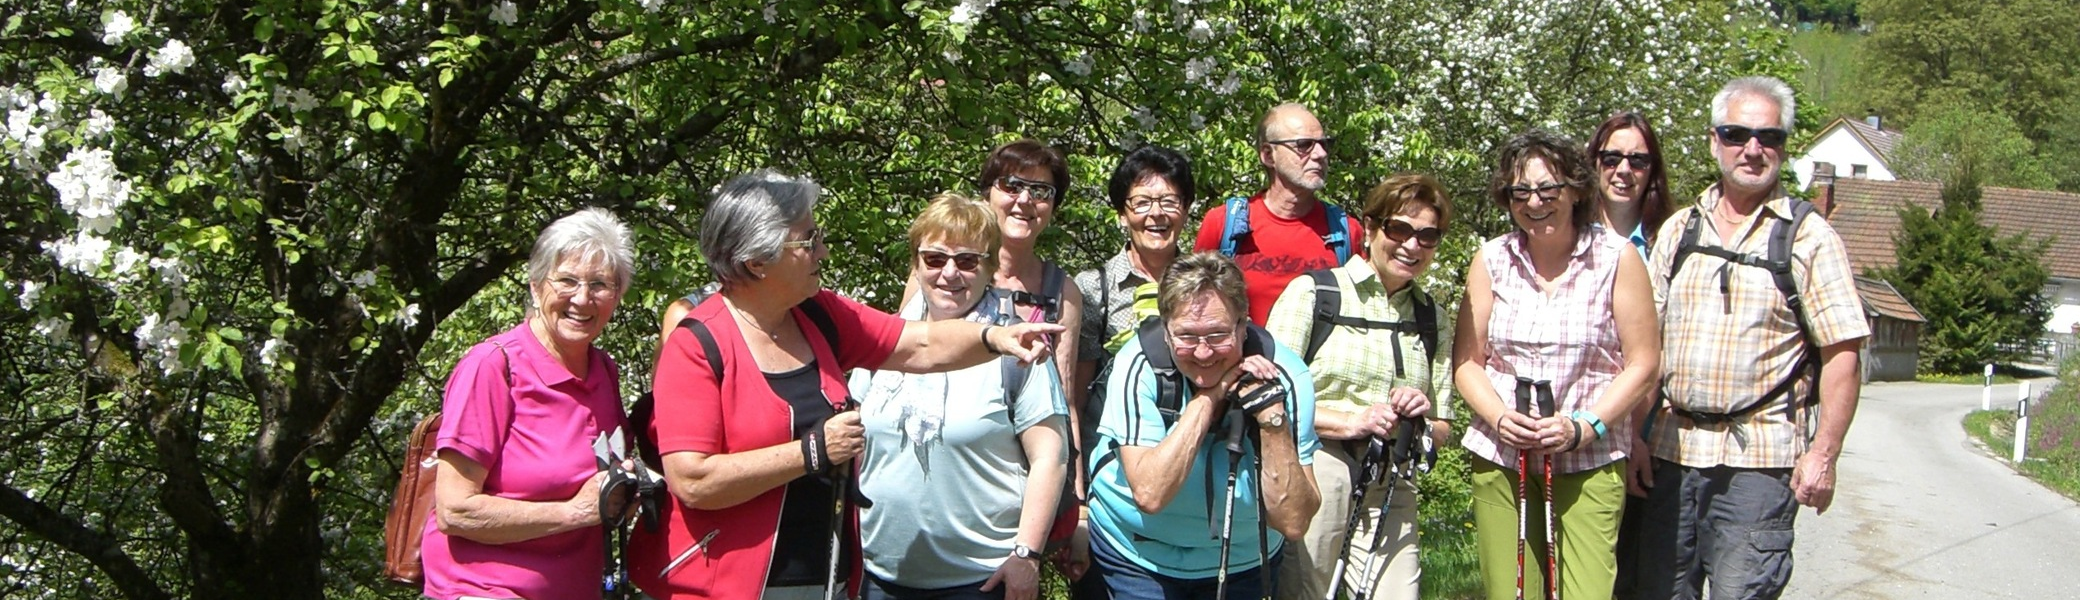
[1276,442,1420,600]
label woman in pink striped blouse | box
[1451,130,1661,600]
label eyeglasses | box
[995,176,1058,202]
[1265,137,1333,156]
[1168,327,1239,352]
[918,249,987,272]
[1598,151,1653,171]
[780,228,825,250]
[1712,125,1788,149]
[1377,219,1443,248]
[1126,195,1184,216]
[547,276,619,299]
[1505,182,1569,202]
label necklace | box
[728,300,782,341]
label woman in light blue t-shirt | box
[851,193,1070,600]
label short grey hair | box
[1711,76,1796,129]
[701,169,822,287]
[526,207,635,291]
[1157,252,1250,325]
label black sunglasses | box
[918,250,986,272]
[994,176,1057,201]
[1264,137,1333,156]
[1375,219,1443,248]
[1598,151,1653,171]
[1713,125,1788,149]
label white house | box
[1793,115,1902,191]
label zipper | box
[659,528,719,579]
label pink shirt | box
[1461,228,1633,473]
[422,322,626,600]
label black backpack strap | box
[1666,207,1708,283]
[797,296,842,349]
[1303,269,1341,364]
[1663,200,1824,425]
[1413,289,1439,361]
[1136,317,1186,426]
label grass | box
[1918,372,2024,385]
[1961,354,2080,502]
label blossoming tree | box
[0,0,1792,597]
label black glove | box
[1230,374,1288,419]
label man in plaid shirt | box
[1631,76,1870,600]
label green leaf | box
[218,327,244,342]
[256,17,276,42]
[368,111,388,130]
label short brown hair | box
[1487,129,1598,229]
[977,140,1070,200]
[1157,252,1249,325]
[1359,174,1453,234]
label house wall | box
[1864,317,1920,381]
[1794,128,1897,190]
[2044,278,2080,363]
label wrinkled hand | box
[1053,520,1092,581]
[1360,403,1400,438]
[1791,451,1838,513]
[980,552,1041,600]
[1493,411,1542,450]
[1531,415,1574,453]
[823,410,865,463]
[1230,356,1286,427]
[1386,387,1432,421]
[993,322,1067,365]
[1234,355,1278,382]
[1625,438,1654,498]
[567,470,610,527]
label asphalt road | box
[1779,379,2079,599]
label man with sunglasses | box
[1632,76,1869,600]
[1194,103,1366,326]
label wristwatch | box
[1011,543,1040,561]
[1259,411,1286,429]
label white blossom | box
[1064,53,1092,77]
[144,40,196,78]
[273,87,320,113]
[398,303,421,329]
[949,0,996,26]
[645,0,668,13]
[280,125,305,152]
[101,11,136,46]
[34,317,67,342]
[489,1,519,26]
[135,313,189,373]
[1214,72,1240,96]
[111,246,147,275]
[18,280,41,310]
[1130,106,1156,131]
[1189,112,1206,130]
[222,74,248,96]
[151,256,187,289]
[44,231,112,274]
[1188,19,1212,43]
[760,2,776,22]
[93,67,127,97]
[351,270,377,289]
[45,147,133,235]
[259,338,286,366]
[81,110,115,139]
[5,106,45,158]
[1184,56,1215,82]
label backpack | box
[1214,195,1355,264]
[1005,263,1070,325]
[993,303,1080,554]
[384,342,513,586]
[1298,269,1439,371]
[1658,199,1820,426]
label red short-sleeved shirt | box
[1193,193,1367,325]
[632,290,903,600]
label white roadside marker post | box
[2013,384,2031,464]
[1982,364,1994,411]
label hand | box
[1386,387,1432,420]
[980,551,1041,600]
[823,410,865,463]
[1359,403,1400,439]
[603,458,638,524]
[1052,519,1092,581]
[1625,438,1654,498]
[1531,415,1574,453]
[1235,355,1278,381]
[1791,451,1838,513]
[566,470,610,527]
[1493,411,1542,450]
[993,322,1067,365]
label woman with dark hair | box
[630,170,1063,600]
[1453,131,1660,600]
[973,140,1085,407]
[1585,112,1674,255]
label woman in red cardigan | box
[631,169,1062,600]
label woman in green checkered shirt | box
[1265,174,1456,600]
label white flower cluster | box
[222,74,249,96]
[644,0,668,13]
[135,313,190,373]
[1064,52,1092,77]
[34,317,67,342]
[17,280,41,310]
[399,303,422,329]
[94,67,127,97]
[259,338,286,366]
[44,231,111,274]
[101,10,136,46]
[151,256,187,289]
[1184,56,1215,83]
[144,40,195,78]
[490,1,519,26]
[948,0,997,27]
[45,147,133,234]
[1188,19,1212,43]
[81,110,115,140]
[272,87,320,113]
[5,91,57,161]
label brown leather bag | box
[383,413,444,585]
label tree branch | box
[0,484,173,600]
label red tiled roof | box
[1821,178,2080,280]
[1854,276,1925,323]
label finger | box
[979,570,1004,591]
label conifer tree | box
[1874,162,2054,373]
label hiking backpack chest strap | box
[1661,202,1821,424]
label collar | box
[1696,184,1797,243]
[1335,255,1424,304]
[1104,249,1156,289]
[505,320,598,387]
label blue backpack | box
[1214,195,1355,264]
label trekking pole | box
[1513,379,1533,600]
[1536,382,1559,600]
[825,464,848,600]
[1351,419,1423,600]
[1215,413,1249,600]
[1324,436,1387,600]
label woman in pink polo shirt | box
[631,170,1063,600]
[421,208,638,600]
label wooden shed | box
[1854,276,1925,381]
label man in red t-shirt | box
[1193,103,1366,325]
